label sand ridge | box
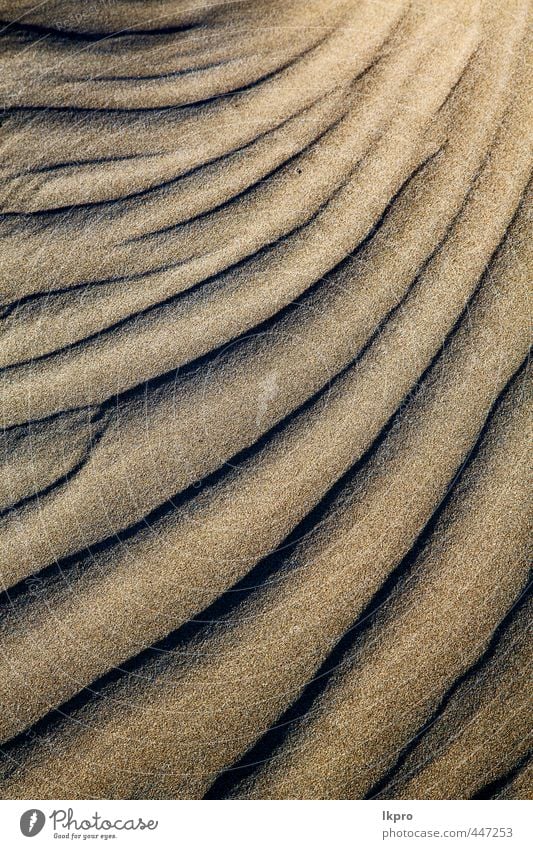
[0,0,531,800]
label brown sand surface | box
[0,10,524,420]
[375,598,532,800]
[495,759,533,800]
[1,37,529,582]
[235,378,531,798]
[0,336,530,799]
[0,0,531,800]
[0,189,529,749]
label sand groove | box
[0,0,531,800]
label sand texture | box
[0,0,531,800]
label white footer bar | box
[1,799,530,848]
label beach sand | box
[0,0,531,800]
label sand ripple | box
[0,0,531,800]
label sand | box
[0,0,531,800]
[376,597,532,800]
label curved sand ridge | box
[0,0,531,799]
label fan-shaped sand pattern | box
[0,0,531,800]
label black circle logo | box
[20,810,46,837]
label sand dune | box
[496,759,533,800]
[234,372,531,800]
[376,597,532,800]
[0,0,531,800]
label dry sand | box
[495,759,533,800]
[0,0,531,800]
[375,597,532,800]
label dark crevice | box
[203,360,531,799]
[121,109,357,245]
[3,77,517,380]
[436,45,480,115]
[0,146,441,410]
[0,20,206,43]
[0,0,528,798]
[370,581,533,799]
[0,148,518,591]
[4,150,162,179]
[0,123,382,373]
[0,257,201,319]
[0,154,523,623]
[0,406,110,520]
[0,105,355,368]
[0,199,443,603]
[473,753,532,800]
[0,84,348,219]
[0,303,474,758]
[0,403,100,438]
[0,296,527,772]
[1,26,339,115]
[70,56,238,83]
[0,321,439,756]
[0,150,526,748]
